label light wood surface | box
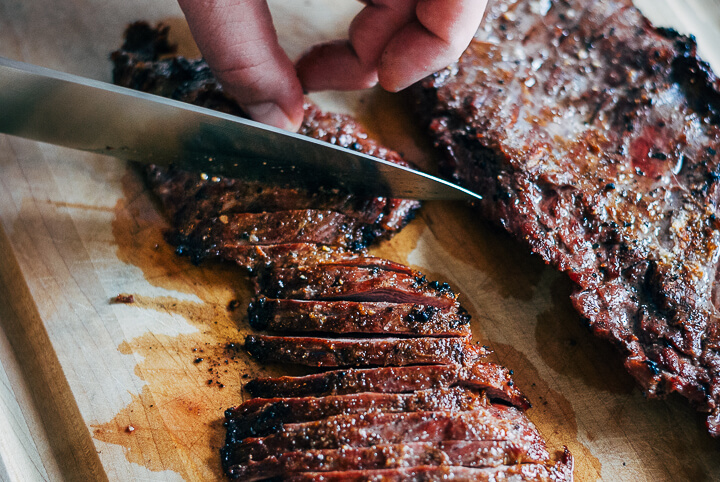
[1,1,720,480]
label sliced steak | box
[225,440,551,481]
[113,22,420,264]
[173,209,377,262]
[413,0,720,435]
[200,243,354,271]
[244,335,484,367]
[224,406,544,463]
[224,388,485,441]
[248,298,471,337]
[281,460,573,482]
[217,246,419,272]
[310,257,419,275]
[245,363,529,410]
[146,166,388,226]
[256,264,459,308]
[112,22,574,478]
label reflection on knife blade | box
[0,55,481,201]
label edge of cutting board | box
[0,226,107,481]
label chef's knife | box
[0,56,481,201]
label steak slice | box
[310,257,419,275]
[216,246,414,273]
[225,440,551,480]
[413,0,720,435]
[244,364,530,409]
[244,335,484,367]
[146,166,387,227]
[113,22,420,265]
[224,388,485,441]
[224,406,544,463]
[200,243,354,271]
[256,264,459,308]
[173,209,376,262]
[248,298,471,337]
[281,460,574,482]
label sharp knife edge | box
[0,56,482,201]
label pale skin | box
[177,0,489,131]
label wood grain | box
[0,1,720,481]
[0,314,57,482]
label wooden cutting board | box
[1,1,720,480]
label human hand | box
[177,0,488,132]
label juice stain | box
[92,168,284,479]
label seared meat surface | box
[224,388,486,440]
[224,406,544,463]
[280,459,573,482]
[255,263,459,307]
[227,440,550,481]
[113,22,420,265]
[244,335,484,367]
[244,363,530,413]
[414,0,720,436]
[248,298,471,337]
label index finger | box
[177,0,304,131]
[378,0,488,91]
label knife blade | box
[0,56,481,201]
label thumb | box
[177,0,305,131]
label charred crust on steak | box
[413,0,720,436]
[243,364,530,411]
[248,298,471,336]
[223,388,486,441]
[243,335,485,368]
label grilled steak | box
[173,209,376,258]
[281,460,573,482]
[215,247,413,274]
[224,388,485,441]
[146,167,388,226]
[226,441,551,481]
[248,298,471,336]
[413,0,720,435]
[113,22,420,265]
[199,243,355,272]
[245,363,529,409]
[224,406,544,463]
[244,335,484,367]
[256,264,459,308]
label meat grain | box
[244,335,484,367]
[112,22,420,265]
[248,298,471,337]
[244,363,530,409]
[414,0,720,436]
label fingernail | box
[244,102,295,131]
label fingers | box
[348,1,417,71]
[295,40,379,91]
[297,0,487,93]
[379,0,489,91]
[177,0,304,131]
[297,0,416,92]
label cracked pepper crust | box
[414,0,720,435]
